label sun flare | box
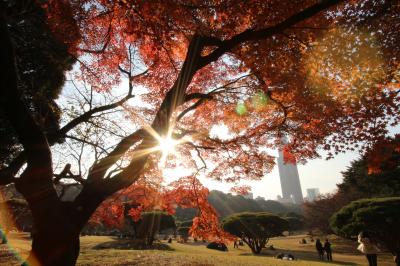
[159,135,177,157]
[139,122,196,167]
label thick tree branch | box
[177,98,208,121]
[184,92,213,102]
[199,0,343,68]
[0,14,57,202]
[0,71,140,179]
[87,128,145,181]
[0,17,51,173]
[54,164,85,184]
[89,35,208,195]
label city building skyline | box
[306,188,320,201]
[277,146,304,204]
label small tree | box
[222,212,288,254]
[330,197,400,264]
[133,211,176,246]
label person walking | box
[316,239,325,260]
[324,239,333,261]
[358,231,379,266]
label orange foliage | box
[282,145,297,164]
[92,175,233,242]
[365,135,400,174]
[40,0,399,243]
[230,185,252,196]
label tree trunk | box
[250,246,260,254]
[24,231,80,266]
[394,252,400,266]
[20,200,83,266]
[249,244,260,254]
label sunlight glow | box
[158,135,178,164]
[126,117,197,168]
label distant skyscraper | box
[306,188,320,201]
[277,138,304,204]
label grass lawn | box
[0,233,395,265]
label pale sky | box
[253,150,359,200]
[199,125,400,200]
[197,149,359,201]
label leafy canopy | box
[339,136,400,198]
[42,0,400,183]
[223,212,288,254]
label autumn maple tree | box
[1,0,399,265]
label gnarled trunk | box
[16,182,89,266]
[25,231,80,266]
[394,252,400,266]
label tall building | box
[277,139,304,204]
[306,188,320,201]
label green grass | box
[0,233,395,265]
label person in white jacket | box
[358,231,380,266]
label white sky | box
[161,147,361,201]
[195,149,360,200]
[164,126,400,201]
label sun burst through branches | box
[148,123,191,167]
[159,135,177,155]
[158,134,178,165]
[129,121,195,168]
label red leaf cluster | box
[91,175,233,242]
[365,134,400,174]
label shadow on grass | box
[237,248,357,265]
[93,239,174,251]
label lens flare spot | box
[235,102,247,116]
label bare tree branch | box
[65,135,109,154]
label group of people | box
[315,238,332,261]
[315,232,381,266]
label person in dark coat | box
[316,239,324,260]
[324,239,332,261]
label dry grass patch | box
[0,233,396,265]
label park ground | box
[0,233,395,266]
